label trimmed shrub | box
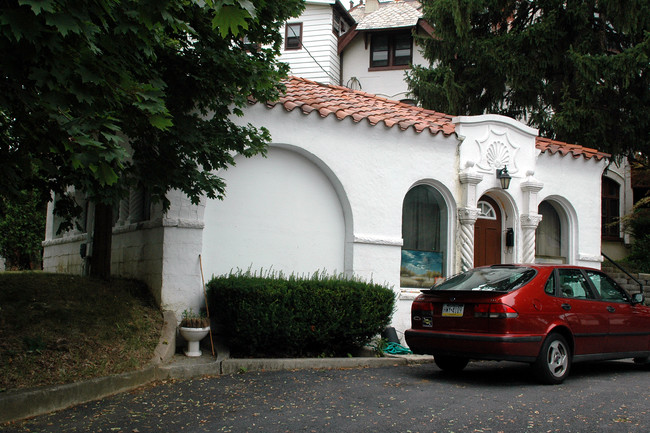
[207,271,395,357]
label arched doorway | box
[536,199,571,264]
[474,195,502,267]
[536,201,562,261]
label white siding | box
[280,5,341,84]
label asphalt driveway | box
[3,360,649,432]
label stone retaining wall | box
[602,265,650,302]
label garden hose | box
[384,341,412,355]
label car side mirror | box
[632,293,645,305]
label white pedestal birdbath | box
[179,326,210,357]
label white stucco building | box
[43,77,610,341]
[41,0,636,345]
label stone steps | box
[601,264,650,299]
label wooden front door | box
[474,196,502,267]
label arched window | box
[536,201,562,260]
[602,177,620,239]
[477,200,497,220]
[401,185,447,288]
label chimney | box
[366,0,379,13]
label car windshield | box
[429,267,537,292]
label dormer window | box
[370,32,412,69]
[333,18,348,36]
[332,9,348,36]
[285,23,303,50]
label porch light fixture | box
[496,166,512,190]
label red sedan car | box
[405,264,650,384]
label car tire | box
[533,333,571,385]
[633,356,650,369]
[434,355,469,372]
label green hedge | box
[207,272,395,357]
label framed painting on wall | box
[400,250,444,288]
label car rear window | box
[427,267,537,292]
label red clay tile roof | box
[255,76,456,136]
[252,76,609,161]
[536,137,609,161]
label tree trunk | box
[90,202,113,279]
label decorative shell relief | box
[485,141,510,169]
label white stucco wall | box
[536,153,607,268]
[201,147,347,281]
[42,198,89,275]
[224,103,460,342]
[41,189,206,315]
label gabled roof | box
[337,1,431,57]
[257,76,456,136]
[250,76,609,161]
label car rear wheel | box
[633,356,650,369]
[533,333,571,385]
[434,355,469,372]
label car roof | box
[483,264,601,272]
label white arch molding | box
[201,146,349,280]
[537,195,578,265]
[403,179,457,278]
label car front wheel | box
[533,333,571,385]
[434,355,469,372]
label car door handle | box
[561,303,571,311]
[607,306,616,313]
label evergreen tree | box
[407,0,650,159]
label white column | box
[521,213,543,263]
[520,171,544,263]
[458,207,480,271]
[458,162,483,272]
[117,199,129,226]
[128,188,144,223]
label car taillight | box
[474,303,518,319]
[412,297,434,327]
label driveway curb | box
[0,311,432,424]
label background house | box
[278,0,427,101]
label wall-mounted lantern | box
[496,166,512,190]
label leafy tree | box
[0,0,304,277]
[407,0,650,160]
[619,195,650,272]
[0,190,46,270]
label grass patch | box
[0,272,162,392]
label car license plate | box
[442,303,464,317]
